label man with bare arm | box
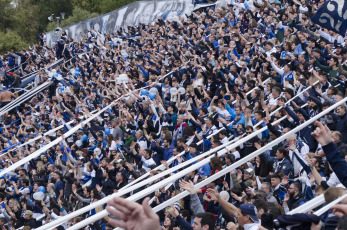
[0,86,16,108]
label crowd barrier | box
[67,97,347,230]
[35,96,347,230]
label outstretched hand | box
[179,180,196,194]
[106,197,161,230]
[206,188,221,201]
[331,204,347,218]
[311,121,333,146]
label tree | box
[98,0,137,14]
[30,0,74,32]
[71,0,103,14]
[11,0,40,42]
[46,8,99,32]
[0,0,139,54]
[0,31,27,53]
[0,0,16,32]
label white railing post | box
[65,97,347,230]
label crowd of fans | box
[0,0,347,229]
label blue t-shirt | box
[54,180,64,197]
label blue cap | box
[239,203,259,222]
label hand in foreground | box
[331,204,347,218]
[311,121,333,146]
[179,180,196,194]
[206,188,221,201]
[106,197,161,230]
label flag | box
[311,0,347,36]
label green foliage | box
[0,0,15,33]
[30,0,74,32]
[46,8,99,31]
[98,0,138,14]
[71,0,103,13]
[70,0,138,14]
[12,0,40,42]
[0,0,137,54]
[0,31,27,53]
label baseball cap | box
[244,168,254,176]
[125,129,132,135]
[240,203,259,222]
[116,159,124,165]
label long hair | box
[278,147,292,163]
[106,134,115,147]
[210,154,222,171]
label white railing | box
[35,97,347,230]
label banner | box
[311,0,347,36]
[46,0,197,47]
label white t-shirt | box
[141,156,156,171]
[109,140,117,151]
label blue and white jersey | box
[281,71,294,85]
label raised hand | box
[311,121,333,146]
[331,204,347,218]
[206,188,221,201]
[106,197,161,230]
[179,180,196,194]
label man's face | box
[244,173,252,180]
[260,184,269,193]
[192,217,204,230]
[284,92,291,99]
[298,113,305,122]
[205,119,212,127]
[265,44,272,51]
[272,89,279,98]
[246,129,252,135]
[337,106,346,116]
[288,184,296,198]
[328,58,336,67]
[190,147,196,154]
[83,188,88,196]
[254,113,261,121]
[287,137,296,146]
[271,178,280,187]
[163,139,169,147]
[116,173,122,182]
[237,211,248,227]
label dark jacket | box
[287,193,306,211]
[336,140,347,156]
[323,142,347,187]
[336,113,347,144]
[285,105,316,151]
[102,178,115,196]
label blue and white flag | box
[311,0,347,36]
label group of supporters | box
[0,0,347,229]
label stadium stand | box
[0,0,347,229]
